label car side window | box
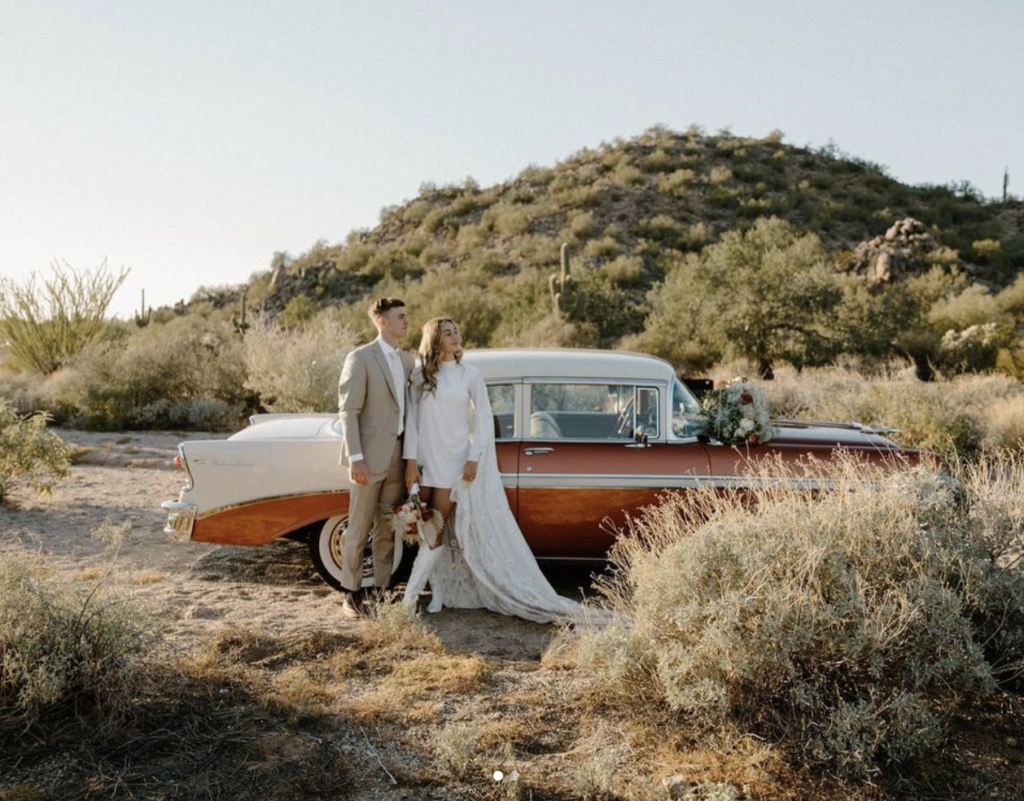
[529,383,657,440]
[487,384,515,440]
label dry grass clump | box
[575,455,1024,781]
[762,365,1024,459]
[434,721,481,780]
[0,552,149,724]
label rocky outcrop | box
[839,217,970,284]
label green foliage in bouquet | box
[698,377,774,445]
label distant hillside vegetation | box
[191,125,1024,373]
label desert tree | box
[643,217,840,377]
[0,260,128,374]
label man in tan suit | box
[337,297,414,618]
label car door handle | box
[524,447,554,456]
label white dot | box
[493,770,504,781]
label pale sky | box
[2,1,1021,319]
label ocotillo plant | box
[549,243,572,316]
[231,288,250,337]
[134,288,151,327]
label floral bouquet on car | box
[382,482,443,547]
[698,376,775,445]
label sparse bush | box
[0,260,127,374]
[638,214,684,245]
[763,366,982,458]
[434,722,481,780]
[601,255,645,287]
[0,551,148,722]
[50,315,250,430]
[280,294,320,328]
[583,236,621,261]
[576,456,1024,779]
[492,205,534,237]
[567,211,599,239]
[936,322,1008,375]
[926,284,1002,333]
[0,400,70,504]
[708,166,733,184]
[658,168,696,196]
[244,315,357,413]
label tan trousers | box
[341,438,404,592]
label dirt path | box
[0,430,588,659]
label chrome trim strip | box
[177,444,195,490]
[516,473,836,491]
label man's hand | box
[349,459,370,486]
[462,460,478,482]
[405,460,422,491]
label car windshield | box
[671,378,704,438]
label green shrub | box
[657,168,696,196]
[926,284,1002,333]
[600,255,645,287]
[0,551,147,722]
[0,260,127,374]
[244,315,358,413]
[638,214,684,246]
[936,322,1010,376]
[576,457,1024,779]
[48,316,250,430]
[582,236,621,261]
[280,294,320,328]
[566,211,599,239]
[0,400,70,504]
[492,205,534,237]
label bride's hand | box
[462,460,478,482]
[405,461,421,491]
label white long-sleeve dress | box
[403,361,488,489]
[402,360,597,624]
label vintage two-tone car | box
[161,348,918,590]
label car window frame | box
[521,378,667,443]
[485,381,522,440]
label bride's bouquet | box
[382,482,443,547]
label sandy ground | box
[6,431,1024,800]
[0,429,592,659]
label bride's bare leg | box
[419,487,455,550]
[416,487,455,612]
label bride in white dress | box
[400,317,593,624]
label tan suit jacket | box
[338,340,415,476]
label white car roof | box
[462,348,676,383]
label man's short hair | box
[368,297,405,320]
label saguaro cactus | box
[231,288,250,336]
[549,243,572,315]
[134,289,151,327]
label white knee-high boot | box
[425,562,444,614]
[402,543,443,608]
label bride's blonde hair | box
[417,317,462,394]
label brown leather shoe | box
[340,591,365,620]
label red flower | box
[740,393,753,405]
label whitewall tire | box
[309,515,404,591]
